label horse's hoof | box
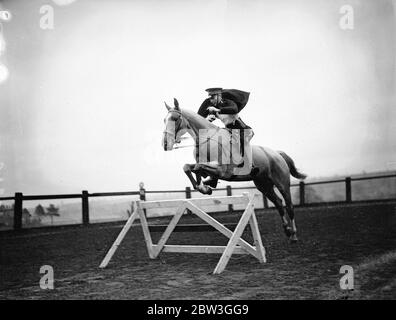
[289,234,298,243]
[196,186,203,194]
[197,185,212,195]
[283,226,292,237]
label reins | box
[165,109,221,148]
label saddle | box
[197,126,254,177]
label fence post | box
[345,177,352,203]
[139,182,147,218]
[226,185,233,212]
[185,186,191,200]
[139,182,146,201]
[299,181,305,206]
[14,192,23,230]
[185,187,192,214]
[82,190,89,226]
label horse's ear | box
[164,101,171,111]
[173,98,180,110]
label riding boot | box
[226,123,242,167]
[236,128,254,174]
[233,128,244,167]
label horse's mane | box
[181,108,218,129]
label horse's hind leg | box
[278,187,298,242]
[253,180,292,238]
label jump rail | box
[99,193,266,274]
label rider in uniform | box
[197,88,254,181]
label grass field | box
[1,202,395,300]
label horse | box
[162,98,307,242]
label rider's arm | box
[218,99,238,114]
[197,99,211,118]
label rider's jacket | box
[197,98,238,118]
[197,89,253,164]
[197,89,251,130]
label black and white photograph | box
[0,0,395,303]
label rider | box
[197,88,253,170]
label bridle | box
[163,109,185,141]
[164,109,221,148]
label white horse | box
[162,99,307,241]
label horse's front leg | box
[193,163,223,195]
[193,165,212,195]
[182,163,212,195]
[183,163,221,195]
[203,176,219,188]
[183,163,200,190]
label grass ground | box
[1,202,395,299]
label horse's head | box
[162,98,188,151]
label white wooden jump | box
[99,193,266,274]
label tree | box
[33,204,60,225]
[22,208,31,225]
[34,204,46,222]
[45,204,60,225]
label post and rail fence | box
[0,173,395,231]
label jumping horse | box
[162,98,307,242]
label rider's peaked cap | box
[205,88,223,96]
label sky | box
[0,0,395,195]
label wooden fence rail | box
[0,173,395,231]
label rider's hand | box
[206,114,216,122]
[207,106,220,114]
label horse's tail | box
[278,151,307,180]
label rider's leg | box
[226,127,244,167]
[244,128,254,165]
[233,128,254,175]
[227,119,252,168]
[239,128,244,158]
